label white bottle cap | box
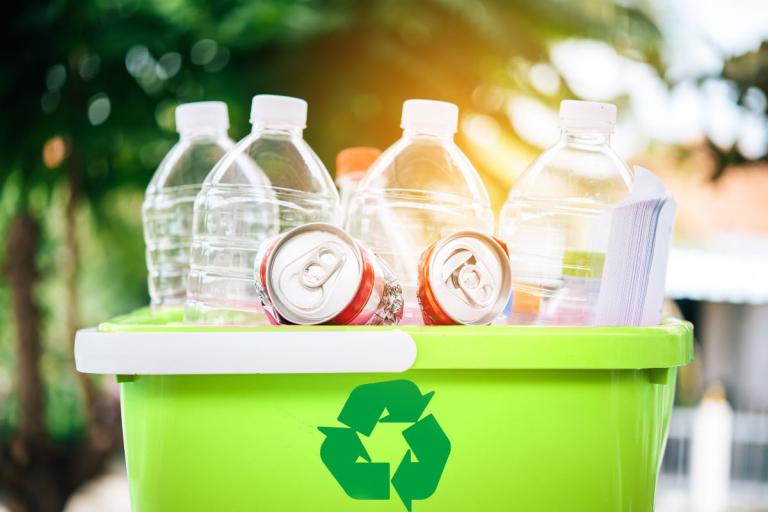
[401,99,459,135]
[559,100,616,131]
[250,95,308,128]
[175,101,229,135]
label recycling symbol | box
[319,379,450,511]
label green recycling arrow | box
[337,380,434,436]
[391,415,451,511]
[318,426,390,499]
[319,379,451,511]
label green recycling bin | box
[75,309,693,512]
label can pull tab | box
[299,243,344,289]
[277,241,347,313]
[442,248,494,308]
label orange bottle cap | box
[336,147,382,178]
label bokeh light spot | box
[42,136,67,169]
[41,91,60,114]
[154,99,177,132]
[462,114,501,147]
[737,113,768,159]
[46,64,66,91]
[507,96,559,148]
[125,45,152,76]
[79,54,101,80]
[551,40,622,100]
[87,94,111,125]
[744,86,767,114]
[528,63,560,96]
[190,39,218,65]
[203,47,229,72]
[156,52,182,80]
[472,85,507,112]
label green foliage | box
[1,0,665,192]
[700,41,768,178]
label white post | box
[689,383,733,512]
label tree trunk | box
[2,212,65,512]
[64,154,124,498]
[6,213,45,450]
[1,203,122,511]
[65,155,97,420]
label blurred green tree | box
[0,0,663,509]
[704,41,768,179]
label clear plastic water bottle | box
[498,100,633,325]
[186,95,341,324]
[142,101,234,312]
[346,99,494,324]
[335,147,381,217]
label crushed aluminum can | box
[255,223,403,326]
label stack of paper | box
[594,166,677,326]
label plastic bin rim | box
[74,309,694,374]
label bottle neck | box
[179,127,229,140]
[561,128,611,146]
[251,122,304,137]
[403,128,455,142]
[336,170,366,185]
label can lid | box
[265,223,363,325]
[336,147,381,178]
[250,94,307,128]
[175,101,229,134]
[559,100,616,132]
[426,231,511,325]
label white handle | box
[75,328,417,375]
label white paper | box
[627,166,666,203]
[641,199,677,325]
[594,166,677,326]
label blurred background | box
[1,0,767,510]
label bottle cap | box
[336,147,382,178]
[401,99,459,135]
[175,101,229,134]
[250,95,308,128]
[559,100,616,131]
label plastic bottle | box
[335,147,381,216]
[142,101,234,312]
[346,99,494,324]
[186,95,340,324]
[498,100,633,325]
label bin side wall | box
[121,369,674,512]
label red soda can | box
[255,223,403,326]
[417,231,512,325]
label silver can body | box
[255,223,403,326]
